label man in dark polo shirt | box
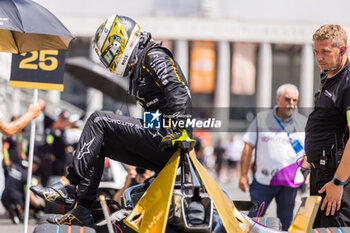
[305,24,350,227]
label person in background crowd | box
[2,116,27,177]
[194,136,205,164]
[34,98,56,186]
[0,103,41,200]
[239,83,307,230]
[35,99,76,185]
[0,104,41,137]
[225,135,244,178]
[213,138,225,180]
[113,166,153,204]
[50,110,77,176]
[1,156,41,224]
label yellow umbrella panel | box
[0,29,71,54]
[0,29,18,53]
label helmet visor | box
[99,44,121,69]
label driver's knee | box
[87,111,115,123]
[87,111,104,121]
[86,111,110,129]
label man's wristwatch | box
[332,177,346,186]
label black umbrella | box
[65,56,137,104]
[0,0,74,53]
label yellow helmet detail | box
[93,14,142,77]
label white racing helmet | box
[93,14,142,77]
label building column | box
[12,88,21,116]
[214,41,230,108]
[174,40,189,80]
[47,90,61,106]
[299,44,314,108]
[86,88,103,116]
[86,40,104,116]
[256,43,272,108]
[214,41,230,132]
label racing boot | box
[30,177,76,207]
[47,203,93,226]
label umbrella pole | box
[23,89,38,233]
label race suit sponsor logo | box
[146,98,159,107]
[77,137,95,159]
[121,55,129,66]
[94,116,142,129]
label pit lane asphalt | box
[0,203,36,232]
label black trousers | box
[310,167,350,227]
[1,188,24,211]
[68,111,172,200]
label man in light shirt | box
[239,83,307,230]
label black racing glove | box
[159,131,182,152]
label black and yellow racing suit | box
[67,41,192,201]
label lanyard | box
[273,112,304,153]
[273,113,291,138]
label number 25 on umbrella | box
[10,50,66,92]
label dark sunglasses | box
[284,97,298,102]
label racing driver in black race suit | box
[31,13,192,226]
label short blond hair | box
[313,24,347,47]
